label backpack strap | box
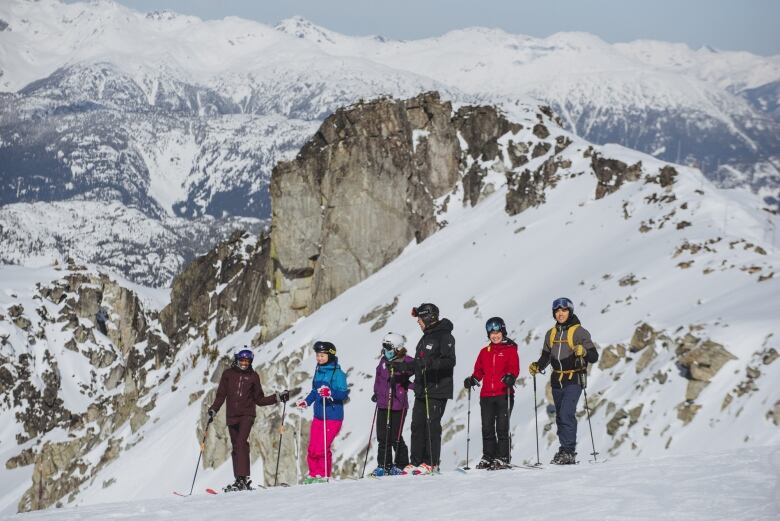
[548,327,556,347]
[567,324,580,349]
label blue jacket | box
[304,360,349,421]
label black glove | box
[463,376,479,389]
[278,390,290,403]
[207,409,216,422]
[501,374,516,387]
[371,394,377,403]
[390,360,414,373]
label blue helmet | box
[234,348,254,365]
[552,297,574,317]
[485,317,507,339]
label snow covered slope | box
[2,105,774,514]
[6,445,780,521]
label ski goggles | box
[486,321,503,332]
[552,298,573,311]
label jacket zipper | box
[238,375,244,398]
[491,348,496,394]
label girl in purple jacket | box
[370,333,414,476]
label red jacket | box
[471,340,520,398]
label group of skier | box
[206,297,598,491]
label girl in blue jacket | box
[296,341,349,482]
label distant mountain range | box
[0,0,778,285]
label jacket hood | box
[425,318,454,335]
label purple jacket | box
[374,356,414,410]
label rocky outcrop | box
[592,154,643,199]
[163,92,527,343]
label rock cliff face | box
[162,92,524,344]
[1,262,170,511]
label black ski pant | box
[227,415,255,477]
[480,394,514,462]
[375,408,409,469]
[410,396,447,467]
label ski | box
[205,488,219,495]
[172,491,190,497]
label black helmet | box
[411,303,439,326]
[552,297,574,318]
[313,341,337,355]
[485,317,507,339]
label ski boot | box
[388,466,406,476]
[223,476,252,492]
[302,475,328,485]
[551,448,577,465]
[476,457,493,470]
[403,464,417,475]
[369,467,387,477]
[490,458,511,470]
[412,463,433,475]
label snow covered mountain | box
[1,93,777,515]
[1,0,778,286]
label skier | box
[528,298,599,464]
[369,332,415,476]
[464,317,519,470]
[296,341,349,483]
[208,348,290,492]
[392,303,456,475]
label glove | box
[278,390,290,402]
[501,374,516,387]
[207,409,216,421]
[463,376,479,389]
[296,400,308,409]
[317,385,332,398]
[573,345,587,358]
[528,362,540,376]
[371,394,377,403]
[390,360,413,373]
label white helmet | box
[382,332,406,351]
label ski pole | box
[273,400,287,487]
[360,403,379,478]
[382,366,395,470]
[322,395,329,481]
[187,416,213,496]
[506,383,513,462]
[464,385,472,470]
[577,356,599,462]
[295,412,302,485]
[532,374,541,466]
[422,368,436,469]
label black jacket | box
[412,318,457,400]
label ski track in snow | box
[4,446,779,521]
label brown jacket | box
[210,366,278,423]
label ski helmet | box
[485,317,507,339]
[234,348,254,365]
[313,341,337,362]
[382,332,406,360]
[552,297,574,317]
[411,302,439,326]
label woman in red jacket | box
[464,317,519,470]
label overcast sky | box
[103,0,779,55]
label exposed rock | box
[635,346,657,373]
[5,448,35,469]
[629,323,656,353]
[607,409,628,435]
[599,344,625,370]
[359,297,399,332]
[505,156,564,216]
[768,401,780,426]
[628,404,643,426]
[760,347,778,365]
[532,123,549,139]
[686,380,709,401]
[678,339,737,382]
[531,141,551,158]
[463,298,477,309]
[555,135,573,154]
[592,154,643,199]
[676,402,701,425]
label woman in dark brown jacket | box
[208,348,290,491]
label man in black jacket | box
[394,302,456,474]
[529,298,598,465]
